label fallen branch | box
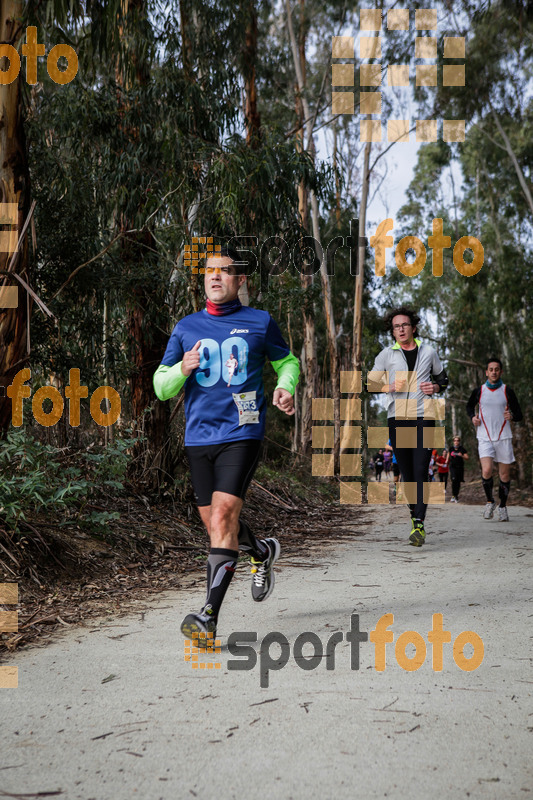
[250,480,298,511]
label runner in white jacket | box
[369,307,448,546]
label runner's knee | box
[210,497,241,531]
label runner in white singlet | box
[466,358,523,521]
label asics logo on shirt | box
[230,328,249,334]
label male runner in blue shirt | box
[153,246,299,640]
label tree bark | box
[333,124,341,230]
[243,0,261,148]
[119,0,171,486]
[353,142,371,372]
[0,0,31,433]
[286,0,339,468]
[491,108,533,218]
[288,0,315,457]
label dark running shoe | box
[409,519,426,547]
[250,538,280,602]
[181,605,217,642]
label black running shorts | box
[185,439,262,507]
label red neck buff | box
[206,298,242,316]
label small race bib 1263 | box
[232,391,259,425]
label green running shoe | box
[409,519,426,547]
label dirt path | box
[1,502,532,799]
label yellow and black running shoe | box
[409,519,426,547]
[181,605,217,643]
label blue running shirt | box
[159,307,292,445]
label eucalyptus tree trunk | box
[491,109,533,218]
[353,142,370,373]
[292,0,315,456]
[0,0,31,433]
[352,10,381,486]
[243,0,261,148]
[119,0,170,485]
[287,0,338,466]
[333,124,341,230]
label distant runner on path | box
[369,307,449,546]
[374,449,384,481]
[448,437,468,502]
[466,357,523,521]
[153,246,299,640]
[385,440,401,498]
[436,448,449,492]
[383,447,392,477]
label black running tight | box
[450,474,462,499]
[388,418,435,521]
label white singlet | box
[477,384,511,442]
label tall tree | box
[0,1,31,433]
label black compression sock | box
[203,548,238,619]
[482,476,494,503]
[498,480,510,508]
[238,521,268,561]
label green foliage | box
[0,431,133,532]
[0,431,88,530]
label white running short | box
[477,438,515,463]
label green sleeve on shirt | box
[271,352,300,395]
[153,362,187,401]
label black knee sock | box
[238,521,268,561]
[482,476,494,502]
[203,548,238,619]
[498,480,510,508]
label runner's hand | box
[182,340,202,376]
[388,379,406,392]
[472,415,481,427]
[273,388,295,416]
[420,381,437,395]
[504,405,512,421]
